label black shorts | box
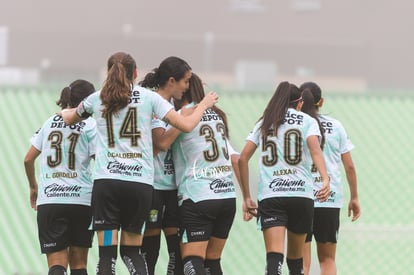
[258,197,314,234]
[37,204,93,254]
[91,179,153,233]
[179,198,236,243]
[145,189,179,229]
[306,207,340,243]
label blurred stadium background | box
[1,1,414,274]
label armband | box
[76,102,92,118]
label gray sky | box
[1,0,413,91]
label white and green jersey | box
[172,104,236,205]
[247,108,321,201]
[31,114,96,206]
[152,117,176,190]
[77,85,173,185]
[313,114,354,208]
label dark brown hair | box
[259,81,301,136]
[300,81,322,108]
[300,82,325,147]
[140,56,191,89]
[181,73,229,138]
[56,79,95,109]
[100,52,136,116]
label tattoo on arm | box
[164,117,179,129]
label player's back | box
[172,106,235,204]
[32,114,96,206]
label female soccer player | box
[238,81,330,275]
[24,79,96,275]
[60,52,218,275]
[300,82,361,275]
[139,56,192,275]
[171,73,240,275]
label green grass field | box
[1,86,413,274]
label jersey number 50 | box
[262,129,303,166]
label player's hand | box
[348,198,361,221]
[30,185,38,211]
[316,177,330,202]
[200,91,218,109]
[243,198,257,221]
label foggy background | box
[1,1,414,274]
[1,0,413,92]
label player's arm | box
[61,101,92,125]
[163,91,218,132]
[231,154,242,186]
[342,151,361,221]
[238,140,258,220]
[153,104,196,155]
[152,127,182,155]
[23,146,41,210]
[226,140,242,186]
[307,135,330,201]
[60,107,83,125]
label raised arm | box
[163,91,218,132]
[342,151,361,221]
[307,135,330,201]
[61,107,83,125]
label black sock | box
[120,245,148,275]
[166,234,183,275]
[266,252,284,275]
[183,256,206,275]
[48,265,67,275]
[97,245,117,275]
[70,269,87,275]
[205,258,222,275]
[286,258,304,275]
[141,235,161,275]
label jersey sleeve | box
[151,92,174,121]
[85,118,97,157]
[152,116,167,130]
[76,92,98,118]
[30,126,44,151]
[246,120,262,146]
[226,139,240,156]
[305,116,321,139]
[337,121,355,154]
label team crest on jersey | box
[149,209,158,222]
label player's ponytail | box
[101,52,136,117]
[56,86,72,109]
[187,73,229,138]
[260,81,298,136]
[302,88,325,148]
[140,68,160,89]
[140,56,192,91]
[299,82,322,109]
[57,79,95,109]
